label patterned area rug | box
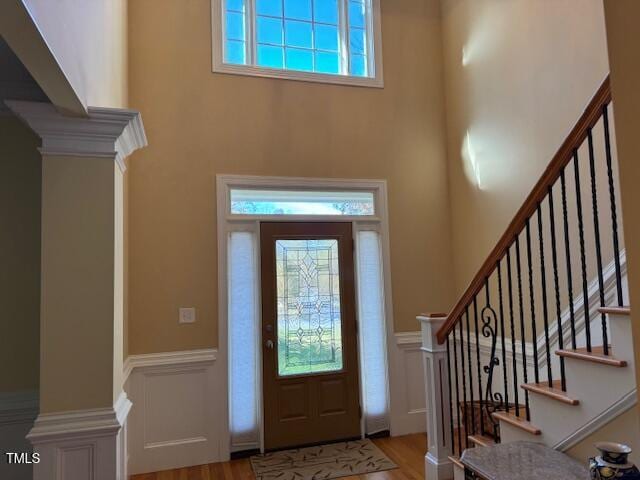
[250,439,397,480]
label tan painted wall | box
[127,0,455,354]
[0,116,41,394]
[440,0,610,297]
[567,407,640,466]
[40,155,120,412]
[603,0,640,419]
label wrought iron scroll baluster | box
[481,279,503,442]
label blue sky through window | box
[223,0,371,78]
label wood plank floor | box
[131,433,427,480]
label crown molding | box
[27,391,131,445]
[4,100,147,172]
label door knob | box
[265,340,274,349]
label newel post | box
[418,313,453,480]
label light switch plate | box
[179,307,196,324]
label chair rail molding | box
[28,391,131,480]
[123,348,218,383]
[5,100,147,171]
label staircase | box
[419,76,637,480]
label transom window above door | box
[212,0,383,87]
[229,188,376,216]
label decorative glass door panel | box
[261,222,361,450]
[276,239,343,376]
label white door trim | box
[216,174,395,458]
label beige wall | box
[603,0,640,419]
[567,407,639,465]
[127,0,455,354]
[40,155,120,412]
[440,0,610,296]
[0,116,41,394]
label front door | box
[260,222,361,451]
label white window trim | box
[216,174,396,458]
[211,0,385,88]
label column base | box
[28,392,131,480]
[426,452,454,480]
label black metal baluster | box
[525,219,540,384]
[537,204,553,386]
[506,248,519,415]
[574,150,592,352]
[588,130,609,355]
[497,260,509,414]
[459,321,469,448]
[548,185,567,391]
[452,328,462,455]
[473,298,484,435]
[603,105,624,307]
[465,306,475,436]
[515,236,531,420]
[560,170,577,349]
[447,337,455,455]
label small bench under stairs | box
[418,76,637,480]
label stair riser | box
[453,463,465,480]
[527,393,586,446]
[608,313,636,371]
[498,420,542,444]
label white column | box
[419,314,453,480]
[6,100,147,480]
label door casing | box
[216,175,396,459]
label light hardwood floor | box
[131,433,427,480]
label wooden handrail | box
[436,75,612,344]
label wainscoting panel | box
[391,333,427,436]
[0,391,38,480]
[125,349,220,475]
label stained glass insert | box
[276,239,343,376]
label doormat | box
[250,439,397,480]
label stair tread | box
[468,434,496,447]
[491,411,541,435]
[448,455,464,469]
[556,346,627,367]
[599,306,631,316]
[521,380,580,405]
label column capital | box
[5,100,147,172]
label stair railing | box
[420,76,625,480]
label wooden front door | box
[260,222,361,451]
